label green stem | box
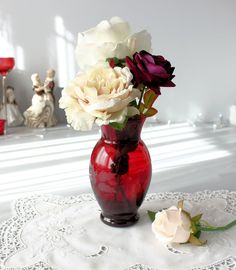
[201,220,213,227]
[199,219,236,232]
[137,85,146,109]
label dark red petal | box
[139,50,151,56]
[162,81,176,87]
[170,67,175,74]
[154,55,165,62]
[143,54,155,64]
[135,55,148,73]
[146,63,170,78]
[125,56,142,84]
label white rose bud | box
[152,206,191,244]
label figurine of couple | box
[24,69,57,128]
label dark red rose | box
[126,50,175,95]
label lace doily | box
[0,190,236,270]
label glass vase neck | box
[101,116,146,143]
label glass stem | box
[2,76,7,133]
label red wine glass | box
[0,57,15,134]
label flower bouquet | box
[59,17,175,227]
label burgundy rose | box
[125,50,175,95]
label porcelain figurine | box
[24,71,57,128]
[6,86,24,126]
[0,86,24,126]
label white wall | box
[0,0,236,123]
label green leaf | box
[143,90,158,109]
[194,230,201,239]
[147,210,156,222]
[188,234,207,246]
[144,107,158,117]
[191,222,198,235]
[109,119,127,131]
[191,214,203,223]
[129,100,137,107]
[139,103,145,114]
[106,57,126,67]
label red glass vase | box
[89,116,152,227]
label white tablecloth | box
[1,190,236,270]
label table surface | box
[0,122,236,224]
[1,191,236,270]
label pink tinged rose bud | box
[152,206,191,244]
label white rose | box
[152,206,191,244]
[59,65,140,131]
[76,16,151,70]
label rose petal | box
[76,17,151,70]
[127,106,140,117]
[96,107,128,125]
[127,30,152,54]
[69,111,95,131]
[162,81,176,87]
[146,63,170,78]
[127,51,175,90]
[151,206,191,245]
[126,56,143,85]
[171,225,190,243]
[140,50,155,64]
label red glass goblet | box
[0,57,15,134]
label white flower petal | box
[126,30,152,54]
[114,66,133,85]
[109,16,131,40]
[106,107,128,123]
[75,17,152,69]
[152,206,191,245]
[80,98,119,112]
[60,65,141,131]
[152,222,174,244]
[127,106,140,117]
[67,110,95,131]
[172,225,190,244]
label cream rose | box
[59,65,140,131]
[152,206,191,244]
[76,16,151,70]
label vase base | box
[100,213,139,227]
